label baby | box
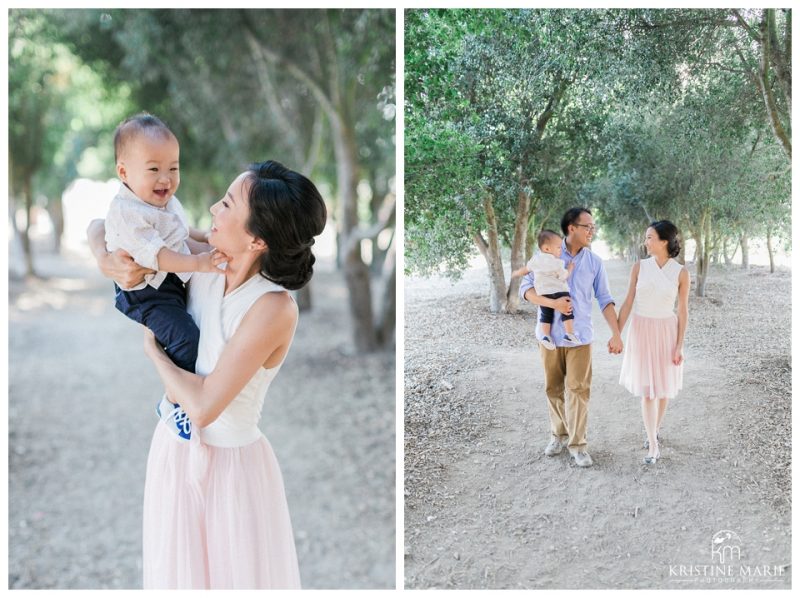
[512,229,580,350]
[105,113,224,437]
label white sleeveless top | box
[633,257,683,318]
[186,271,295,447]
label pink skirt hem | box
[142,421,301,589]
[619,313,683,400]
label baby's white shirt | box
[528,252,570,295]
[105,183,192,291]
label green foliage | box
[10,10,129,204]
[11,9,394,227]
[405,8,791,278]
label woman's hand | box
[672,345,684,366]
[608,333,623,354]
[100,248,154,289]
[142,327,165,361]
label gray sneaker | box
[571,450,593,467]
[544,437,565,456]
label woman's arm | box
[87,219,153,288]
[616,261,640,333]
[144,291,298,427]
[673,267,690,365]
[186,237,213,255]
[189,226,210,244]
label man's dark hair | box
[561,207,592,236]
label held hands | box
[195,249,229,273]
[607,334,623,355]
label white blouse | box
[187,270,296,448]
[633,257,683,318]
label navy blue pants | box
[114,273,199,373]
[539,291,575,324]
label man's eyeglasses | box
[573,223,597,232]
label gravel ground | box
[8,243,395,589]
[404,258,790,589]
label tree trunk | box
[375,235,396,347]
[333,114,377,351]
[756,10,792,160]
[698,219,711,297]
[722,236,735,265]
[474,196,507,313]
[22,176,35,277]
[525,220,536,263]
[47,195,64,254]
[505,187,531,312]
[739,232,750,270]
[766,228,775,273]
[676,239,686,265]
[710,231,721,265]
[295,286,312,312]
[692,213,710,297]
[369,187,389,276]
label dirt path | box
[404,259,790,589]
[9,245,395,589]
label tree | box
[9,11,126,273]
[405,9,680,312]
[47,8,397,351]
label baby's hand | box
[195,250,229,273]
[567,262,575,273]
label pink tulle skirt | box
[142,421,301,589]
[619,313,683,400]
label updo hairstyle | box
[649,220,681,258]
[244,160,327,290]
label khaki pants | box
[540,343,592,452]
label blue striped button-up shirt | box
[518,240,615,347]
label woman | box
[89,160,326,588]
[617,220,689,465]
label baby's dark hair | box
[245,160,328,290]
[538,229,562,249]
[114,113,176,162]
[649,220,681,258]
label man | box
[519,207,623,467]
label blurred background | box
[8,8,396,589]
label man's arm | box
[593,260,622,354]
[520,272,572,315]
[603,303,623,354]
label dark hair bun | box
[650,220,681,258]
[245,161,327,290]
